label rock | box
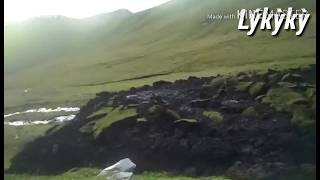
[277,82,297,88]
[125,91,154,104]
[174,119,198,124]
[199,86,213,99]
[300,163,316,175]
[217,85,227,94]
[262,87,306,112]
[98,158,136,180]
[226,161,251,180]
[305,88,316,98]
[267,73,281,84]
[125,95,141,104]
[152,80,172,87]
[241,146,253,155]
[136,118,147,122]
[96,91,111,97]
[52,144,59,154]
[267,69,278,74]
[247,163,274,180]
[165,109,181,120]
[179,139,190,149]
[79,121,96,133]
[235,81,254,92]
[249,82,267,96]
[226,76,239,87]
[255,95,266,101]
[206,76,227,88]
[188,98,211,108]
[241,107,259,119]
[299,83,316,89]
[237,74,247,81]
[222,99,239,104]
[287,98,309,106]
[179,105,194,116]
[220,99,245,113]
[234,161,242,166]
[150,95,166,104]
[281,73,303,82]
[202,111,224,123]
[87,107,113,119]
[184,167,197,177]
[174,128,185,138]
[272,162,285,168]
[146,105,165,120]
[254,138,265,147]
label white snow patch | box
[4,114,77,126]
[4,107,80,118]
[54,115,76,122]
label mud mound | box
[7,65,316,180]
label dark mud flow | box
[8,65,316,180]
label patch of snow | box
[54,115,76,122]
[4,121,29,126]
[4,114,76,126]
[4,107,80,118]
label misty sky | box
[4,0,172,22]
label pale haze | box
[4,0,172,22]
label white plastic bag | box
[98,158,136,180]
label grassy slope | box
[4,125,54,169]
[4,0,316,111]
[5,169,230,180]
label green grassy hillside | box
[4,0,316,112]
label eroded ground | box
[7,65,316,180]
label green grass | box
[203,111,224,123]
[262,87,316,134]
[235,81,254,92]
[93,106,138,138]
[241,106,259,119]
[135,172,231,180]
[4,168,105,180]
[262,87,308,112]
[4,124,55,170]
[87,106,113,119]
[5,170,231,180]
[248,82,265,96]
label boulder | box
[174,119,198,124]
[183,167,197,177]
[241,107,259,119]
[249,82,267,96]
[267,73,281,84]
[235,81,254,92]
[220,99,246,113]
[98,158,136,180]
[281,73,303,82]
[206,76,227,88]
[188,98,211,108]
[202,111,224,123]
[277,82,297,88]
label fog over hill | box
[4,0,316,110]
